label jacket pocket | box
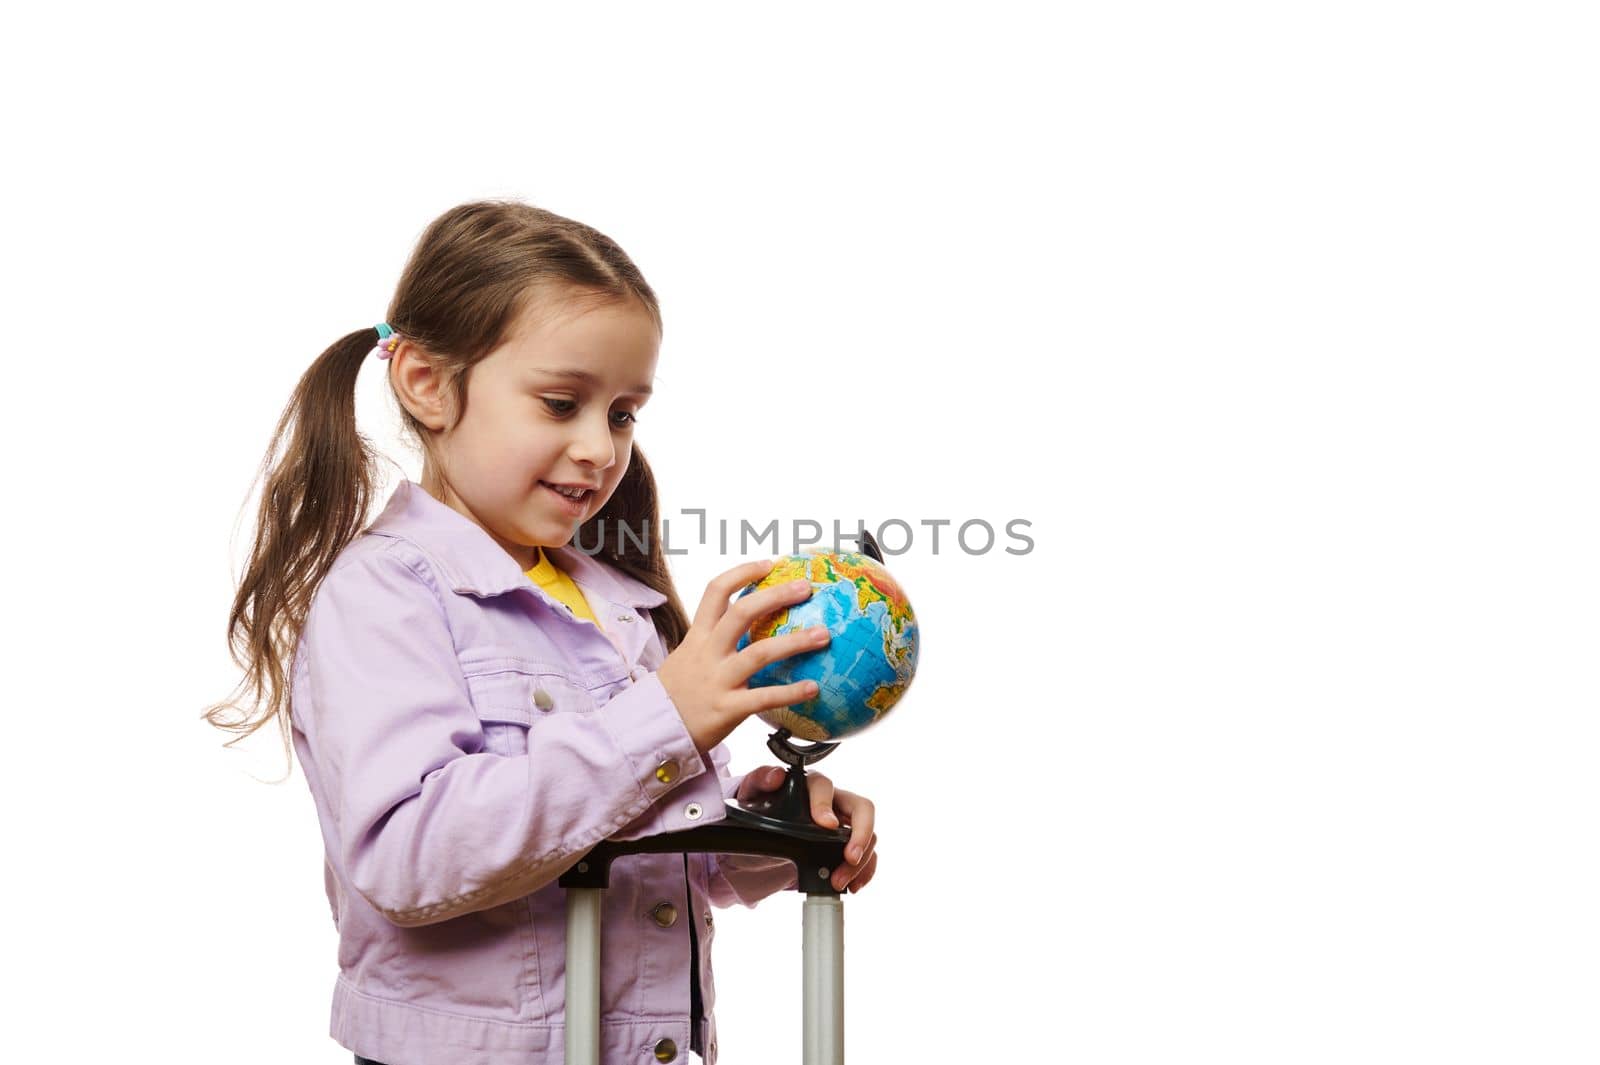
[464,666,595,757]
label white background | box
[2,2,1595,1062]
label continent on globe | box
[735,551,919,741]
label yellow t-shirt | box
[525,547,601,628]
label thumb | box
[743,766,784,795]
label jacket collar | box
[367,479,669,609]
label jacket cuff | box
[604,671,728,842]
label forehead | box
[497,294,659,392]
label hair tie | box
[370,322,401,360]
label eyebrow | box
[527,367,653,396]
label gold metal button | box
[654,759,679,785]
[650,901,678,927]
[532,687,555,711]
[652,1036,678,1062]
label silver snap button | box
[617,614,635,623]
[684,802,703,821]
[532,687,555,711]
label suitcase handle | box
[559,801,850,1064]
[557,799,851,895]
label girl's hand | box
[737,767,879,894]
[658,559,832,755]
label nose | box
[567,410,616,471]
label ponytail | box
[201,328,388,774]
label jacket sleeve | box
[702,741,800,909]
[295,542,725,928]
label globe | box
[734,551,920,741]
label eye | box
[543,397,638,428]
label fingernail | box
[847,846,860,862]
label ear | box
[388,341,456,432]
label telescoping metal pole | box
[564,884,603,1065]
[803,893,845,1065]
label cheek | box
[517,430,569,467]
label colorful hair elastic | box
[371,322,401,360]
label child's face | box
[422,294,659,569]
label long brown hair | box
[203,200,691,770]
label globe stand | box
[733,517,880,832]
[734,727,841,827]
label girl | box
[205,200,879,1065]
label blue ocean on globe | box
[734,551,919,742]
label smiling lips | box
[539,481,596,513]
[541,481,595,500]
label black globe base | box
[734,727,842,828]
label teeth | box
[547,483,588,499]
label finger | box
[831,843,876,892]
[692,559,780,633]
[845,830,876,869]
[834,791,875,859]
[713,573,818,652]
[752,765,787,793]
[726,678,820,718]
[807,773,838,828]
[731,624,830,685]
[847,851,878,893]
[734,766,787,803]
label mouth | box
[539,480,596,513]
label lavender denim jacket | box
[289,479,798,1065]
